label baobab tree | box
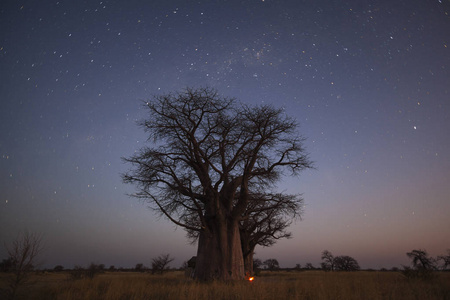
[184,191,303,276]
[123,87,312,280]
[240,192,302,276]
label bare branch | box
[4,231,43,298]
[122,87,313,280]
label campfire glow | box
[248,277,254,282]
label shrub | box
[401,266,436,280]
[68,266,85,280]
[53,265,64,272]
[68,263,103,280]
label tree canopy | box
[321,250,360,271]
[123,87,313,280]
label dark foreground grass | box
[1,270,449,300]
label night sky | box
[1,0,449,270]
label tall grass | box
[1,270,449,300]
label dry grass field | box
[1,270,449,300]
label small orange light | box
[248,277,254,281]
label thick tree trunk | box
[243,249,254,277]
[195,218,245,281]
[241,232,254,276]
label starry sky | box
[1,0,449,270]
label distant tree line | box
[68,263,105,280]
[3,230,448,291]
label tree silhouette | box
[151,254,174,274]
[263,258,280,270]
[183,191,303,276]
[321,250,335,271]
[333,255,360,271]
[321,250,360,271]
[53,265,64,272]
[406,249,436,270]
[4,232,43,299]
[123,87,312,280]
[240,192,302,275]
[437,249,450,270]
[135,263,145,272]
[403,249,437,279]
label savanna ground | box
[1,270,449,300]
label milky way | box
[1,0,449,269]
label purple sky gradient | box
[1,0,449,269]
